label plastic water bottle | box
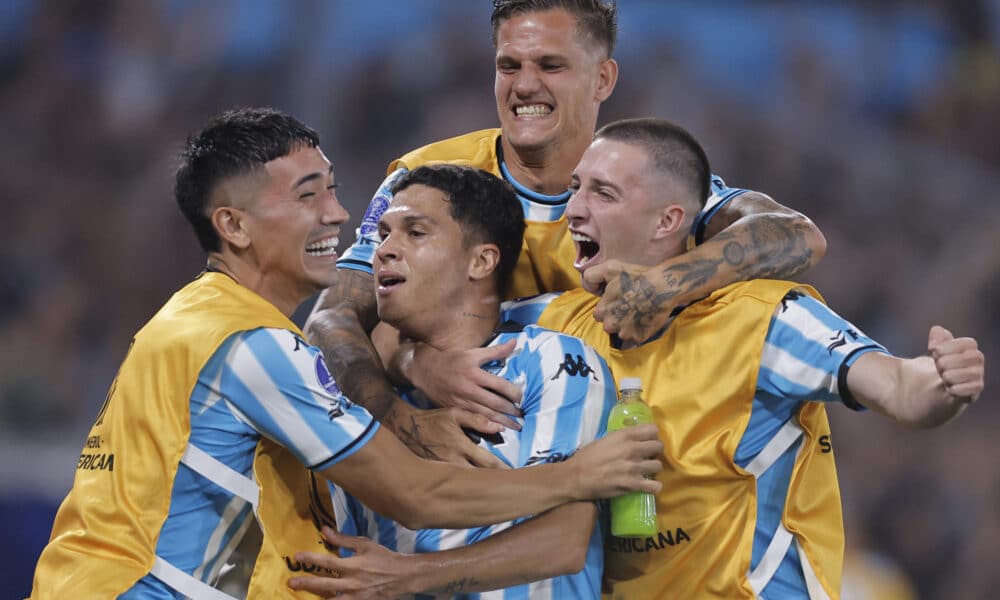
[607,377,658,537]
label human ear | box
[595,58,619,102]
[469,244,501,282]
[652,204,687,240]
[212,206,251,250]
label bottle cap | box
[619,377,642,391]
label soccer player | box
[309,0,828,456]
[290,164,619,598]
[289,118,985,599]
[27,108,663,600]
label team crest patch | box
[315,355,353,420]
[315,354,341,396]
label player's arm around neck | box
[846,326,984,428]
[306,270,414,428]
[588,190,827,343]
[320,424,661,531]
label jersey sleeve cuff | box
[308,420,380,472]
[837,345,891,411]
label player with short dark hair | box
[308,0,829,467]
[27,108,663,600]
[292,117,985,600]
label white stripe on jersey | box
[227,331,333,467]
[524,332,575,459]
[779,296,875,355]
[193,495,247,582]
[760,341,840,397]
[579,344,610,444]
[523,200,565,222]
[197,365,226,416]
[204,502,253,586]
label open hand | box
[288,527,412,600]
[407,340,523,429]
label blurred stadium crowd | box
[1,0,997,597]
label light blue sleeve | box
[337,167,409,275]
[218,328,379,470]
[687,173,750,247]
[757,292,889,409]
[499,292,562,327]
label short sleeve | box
[686,173,750,249]
[757,291,889,410]
[337,168,409,275]
[218,328,379,470]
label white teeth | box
[571,233,594,243]
[306,236,339,256]
[515,104,551,117]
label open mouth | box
[571,232,600,270]
[514,103,553,118]
[376,271,406,292]
[306,235,339,257]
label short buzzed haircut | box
[491,0,618,59]
[175,107,320,253]
[391,165,525,297]
[594,118,711,209]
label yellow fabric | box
[537,280,844,599]
[30,272,300,599]
[246,440,338,599]
[392,128,579,299]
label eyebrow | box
[292,165,335,191]
[589,175,623,194]
[379,213,436,230]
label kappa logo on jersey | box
[779,290,805,312]
[524,448,571,466]
[826,328,860,353]
[551,353,598,381]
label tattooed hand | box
[583,191,825,343]
[585,258,720,343]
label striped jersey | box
[336,130,745,291]
[331,323,617,600]
[125,327,378,598]
[502,287,888,598]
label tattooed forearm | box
[311,269,380,333]
[390,411,449,462]
[706,190,824,281]
[310,305,401,421]
[715,217,815,281]
[435,577,481,594]
[306,269,400,420]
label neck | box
[403,295,501,352]
[500,135,590,196]
[206,254,307,317]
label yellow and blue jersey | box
[31,273,378,600]
[331,323,617,600]
[337,129,747,299]
[502,282,888,599]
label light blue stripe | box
[733,392,799,467]
[757,366,839,404]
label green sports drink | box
[607,377,658,537]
